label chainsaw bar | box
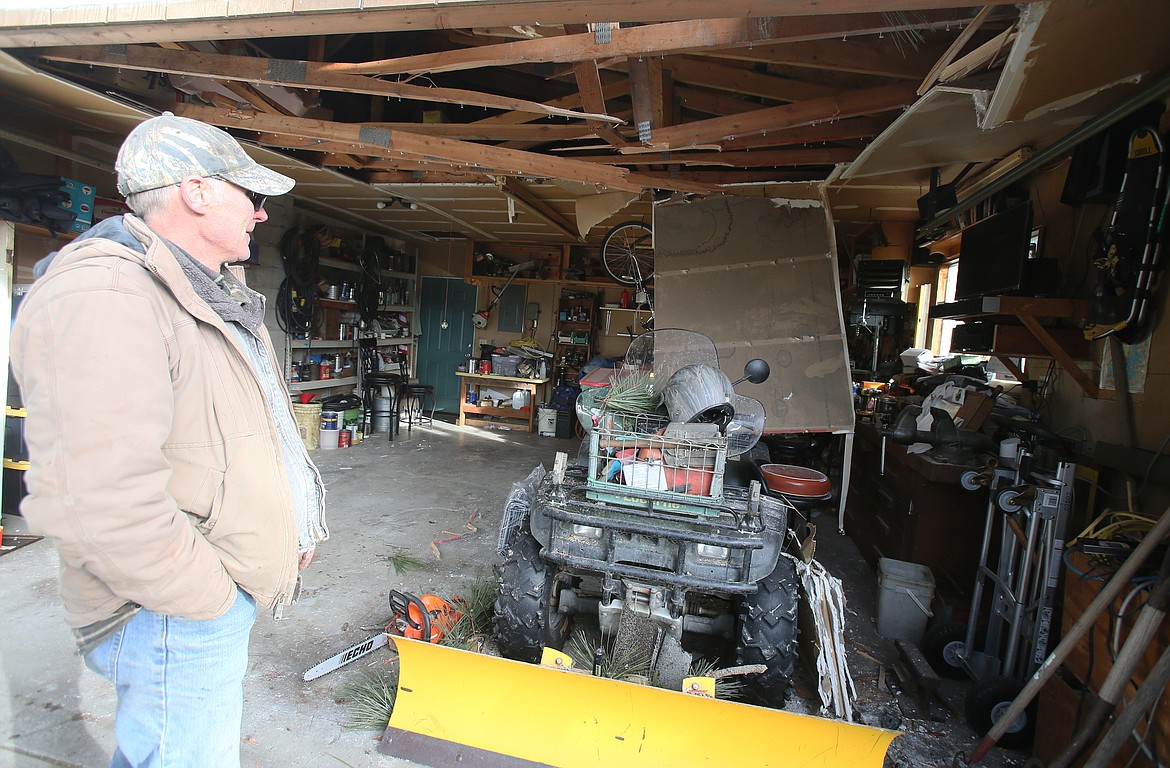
[303,632,390,681]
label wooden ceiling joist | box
[320,11,983,77]
[675,86,766,118]
[570,59,629,148]
[578,147,860,167]
[659,56,840,103]
[172,103,641,191]
[35,45,623,123]
[473,79,632,126]
[637,169,829,184]
[365,171,496,185]
[719,116,893,150]
[0,1,1037,49]
[650,82,918,149]
[499,178,581,240]
[709,36,961,79]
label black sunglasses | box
[211,176,267,212]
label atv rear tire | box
[736,555,799,708]
[493,530,570,663]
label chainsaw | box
[303,590,461,681]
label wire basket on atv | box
[585,410,728,515]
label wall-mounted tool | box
[473,260,536,328]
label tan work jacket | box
[10,215,315,628]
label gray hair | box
[125,185,179,221]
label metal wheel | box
[601,221,654,286]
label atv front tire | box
[493,530,570,663]
[736,555,799,708]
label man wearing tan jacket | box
[10,113,328,767]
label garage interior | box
[1,1,1169,766]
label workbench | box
[455,372,549,433]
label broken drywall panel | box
[655,196,854,433]
[983,0,1170,127]
[839,85,1121,181]
[574,190,640,237]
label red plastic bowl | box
[760,463,830,497]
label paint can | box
[320,411,340,431]
[338,428,351,448]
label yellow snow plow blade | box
[380,637,897,768]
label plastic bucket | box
[319,428,340,450]
[291,402,322,450]
[876,557,935,643]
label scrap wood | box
[794,554,858,721]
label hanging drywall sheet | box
[654,196,854,433]
[497,284,527,333]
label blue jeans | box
[84,587,256,768]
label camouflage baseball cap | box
[116,112,295,197]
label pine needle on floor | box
[340,664,399,731]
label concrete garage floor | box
[0,416,1025,768]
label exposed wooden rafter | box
[320,11,983,76]
[576,147,860,167]
[0,1,1038,49]
[499,178,582,240]
[171,103,648,191]
[650,82,918,149]
[35,45,624,123]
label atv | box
[493,329,800,708]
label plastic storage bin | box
[876,557,935,643]
[491,354,521,376]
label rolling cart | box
[925,451,1076,746]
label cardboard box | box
[93,196,131,223]
[954,391,994,431]
[58,178,95,233]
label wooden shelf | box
[930,295,1097,397]
[319,256,414,281]
[317,298,359,310]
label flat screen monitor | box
[954,201,1035,300]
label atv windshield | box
[624,329,764,457]
[624,328,719,397]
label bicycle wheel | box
[601,221,653,286]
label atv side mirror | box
[732,358,770,386]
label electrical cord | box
[276,226,321,335]
[355,238,388,321]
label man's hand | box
[299,548,315,571]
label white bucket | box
[319,428,340,450]
[876,557,935,643]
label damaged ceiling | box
[0,0,1168,246]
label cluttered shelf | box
[929,295,1097,397]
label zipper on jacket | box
[271,574,303,621]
